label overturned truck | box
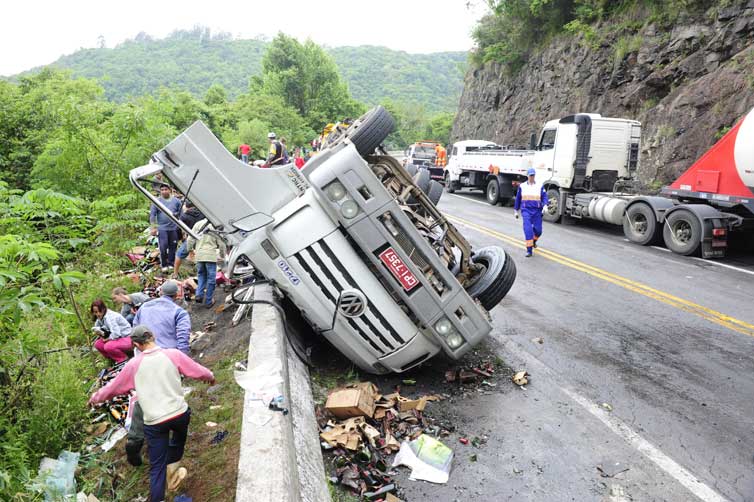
[130,107,516,374]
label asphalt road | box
[396,190,754,502]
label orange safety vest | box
[435,147,447,167]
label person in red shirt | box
[238,143,252,164]
[294,147,305,169]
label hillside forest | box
[0,32,455,500]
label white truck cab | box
[130,107,517,374]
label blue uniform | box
[514,181,548,255]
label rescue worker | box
[435,144,447,167]
[514,167,548,257]
[264,132,285,167]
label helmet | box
[267,132,277,139]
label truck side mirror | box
[529,133,537,150]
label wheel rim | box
[631,213,648,234]
[546,195,558,215]
[488,183,498,202]
[670,219,693,245]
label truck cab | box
[130,107,517,374]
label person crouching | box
[91,299,133,363]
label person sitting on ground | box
[186,219,226,309]
[132,280,191,354]
[111,287,151,326]
[88,325,215,501]
[91,299,133,363]
[173,201,204,278]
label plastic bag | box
[392,434,453,484]
[39,450,80,500]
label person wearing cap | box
[150,184,182,272]
[127,280,192,466]
[132,280,191,354]
[88,326,215,502]
[264,132,285,167]
[514,167,549,257]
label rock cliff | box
[452,1,754,185]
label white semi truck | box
[447,110,754,258]
[130,107,517,374]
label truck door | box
[531,128,557,181]
[551,123,577,188]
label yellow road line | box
[447,214,754,338]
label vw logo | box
[337,289,368,318]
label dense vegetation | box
[471,0,720,70]
[0,32,455,498]
[32,27,466,114]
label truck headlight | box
[340,199,359,219]
[326,181,347,202]
[446,332,464,349]
[435,318,453,336]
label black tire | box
[348,106,395,157]
[413,168,431,195]
[446,173,457,193]
[465,246,517,311]
[428,180,443,206]
[486,178,500,205]
[543,188,561,223]
[663,210,702,255]
[623,203,659,245]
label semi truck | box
[129,107,517,374]
[447,108,754,258]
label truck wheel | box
[543,188,561,223]
[348,106,395,157]
[663,210,702,255]
[413,168,431,195]
[405,164,418,177]
[623,203,659,245]
[465,246,517,311]
[486,178,500,205]
[428,180,443,206]
[445,173,457,193]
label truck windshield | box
[414,146,436,158]
[539,129,556,150]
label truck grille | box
[292,238,405,355]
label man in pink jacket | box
[89,326,214,502]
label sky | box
[0,0,489,77]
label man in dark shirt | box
[150,184,182,272]
[264,132,285,167]
[173,201,205,277]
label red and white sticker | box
[378,247,420,292]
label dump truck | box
[447,108,754,258]
[130,107,517,374]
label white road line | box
[502,340,729,502]
[445,193,501,209]
[692,257,754,276]
[651,246,672,252]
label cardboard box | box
[325,382,378,419]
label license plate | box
[378,247,420,292]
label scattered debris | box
[100,427,127,452]
[392,434,454,484]
[76,493,100,502]
[601,403,613,412]
[37,450,79,501]
[210,431,229,445]
[205,421,218,428]
[459,437,469,445]
[402,379,416,386]
[597,462,630,478]
[325,382,379,419]
[269,395,289,415]
[512,371,530,386]
[531,337,544,344]
[209,405,223,411]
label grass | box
[613,35,643,64]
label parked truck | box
[447,108,754,258]
[129,107,517,374]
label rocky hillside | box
[453,1,754,185]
